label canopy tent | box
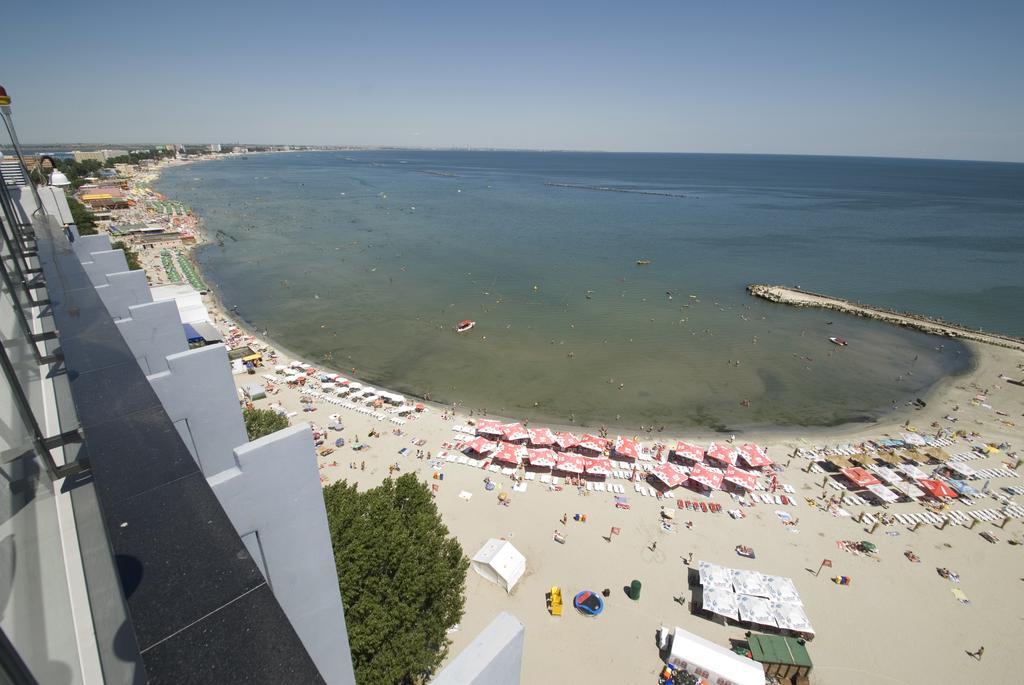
[925,448,951,463]
[871,466,904,484]
[770,602,815,636]
[873,451,904,466]
[945,461,976,478]
[651,462,689,489]
[706,442,738,466]
[526,448,558,468]
[584,457,614,476]
[900,449,927,464]
[698,561,734,590]
[738,594,777,627]
[898,463,929,480]
[673,441,705,463]
[554,452,586,474]
[865,483,899,504]
[840,467,881,488]
[527,427,556,446]
[918,479,958,499]
[499,422,530,442]
[577,434,609,454]
[849,453,878,466]
[612,435,641,460]
[737,443,772,469]
[554,431,580,450]
[464,437,497,455]
[723,465,759,491]
[763,575,802,605]
[892,481,925,499]
[947,479,979,496]
[475,419,504,436]
[490,443,523,466]
[689,463,724,490]
[826,455,855,470]
[471,539,526,593]
[701,586,739,620]
[731,569,770,597]
[666,628,766,685]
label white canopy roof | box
[471,539,526,594]
[946,461,976,478]
[763,575,802,605]
[150,284,209,323]
[731,568,770,597]
[667,627,765,685]
[738,594,777,627]
[899,463,929,480]
[866,483,899,503]
[893,481,925,499]
[770,602,815,635]
[698,561,734,590]
[701,586,739,620]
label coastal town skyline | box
[6,1,1024,162]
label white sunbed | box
[540,474,551,484]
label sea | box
[155,151,1024,432]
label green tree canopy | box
[242,407,289,440]
[66,196,98,235]
[324,475,468,685]
[110,241,142,271]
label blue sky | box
[5,1,1023,160]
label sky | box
[5,1,1023,161]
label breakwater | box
[747,284,1024,352]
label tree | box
[66,196,98,235]
[242,407,289,440]
[110,241,142,271]
[324,475,468,685]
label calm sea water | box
[156,152,1024,431]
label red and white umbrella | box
[706,442,738,466]
[463,437,497,455]
[689,463,725,490]
[491,443,523,465]
[722,465,759,491]
[526,448,558,468]
[475,419,504,436]
[500,422,530,442]
[527,427,556,446]
[673,441,705,463]
[736,443,772,469]
[841,467,881,488]
[917,478,958,499]
[652,462,689,489]
[612,435,641,460]
[577,434,609,454]
[554,431,580,450]
[584,457,614,476]
[554,452,586,473]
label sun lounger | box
[596,483,606,492]
[525,472,535,481]
[540,474,551,484]
[552,476,561,486]
[586,482,594,492]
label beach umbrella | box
[917,479,958,499]
[577,434,609,455]
[527,427,556,446]
[526,448,558,468]
[672,441,705,463]
[499,422,530,442]
[554,452,586,473]
[464,437,497,455]
[723,465,759,491]
[688,463,724,490]
[651,462,689,489]
[554,431,580,450]
[584,457,614,476]
[947,479,979,496]
[736,443,772,469]
[491,443,523,466]
[898,463,928,480]
[871,466,904,484]
[612,435,641,460]
[706,442,738,466]
[865,483,899,504]
[840,467,881,488]
[945,461,976,478]
[474,419,504,436]
[892,481,925,499]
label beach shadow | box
[804,568,818,575]
[602,535,612,543]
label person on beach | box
[650,541,657,551]
[561,513,568,525]
[968,646,985,660]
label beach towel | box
[951,588,970,604]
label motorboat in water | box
[829,337,848,346]
[636,259,651,265]
[456,320,476,333]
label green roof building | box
[747,633,812,681]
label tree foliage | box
[110,241,142,271]
[66,196,98,235]
[242,407,289,440]
[324,474,468,685]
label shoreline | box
[146,155,994,439]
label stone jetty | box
[747,284,1024,352]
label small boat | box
[456,320,476,333]
[829,337,848,346]
[636,259,651,266]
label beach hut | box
[706,442,738,467]
[723,465,759,492]
[918,479,958,499]
[612,435,641,461]
[491,443,523,466]
[688,463,724,491]
[527,427,556,447]
[664,628,766,685]
[553,431,579,451]
[746,634,813,681]
[554,452,586,474]
[583,457,614,477]
[840,467,881,488]
[499,422,530,443]
[464,437,497,456]
[672,441,705,465]
[737,443,772,469]
[474,419,504,436]
[471,539,526,593]
[651,462,689,489]
[577,434,609,455]
[526,448,558,469]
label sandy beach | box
[122,158,1024,684]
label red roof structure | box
[491,443,523,465]
[722,465,759,491]
[706,442,738,466]
[673,442,705,463]
[688,463,725,490]
[526,448,558,468]
[577,434,609,454]
[475,419,504,435]
[736,443,772,469]
[554,452,586,473]
[527,427,556,446]
[612,435,641,460]
[499,422,530,442]
[917,478,958,499]
[841,467,881,488]
[463,437,496,455]
[554,431,580,450]
[652,462,689,489]
[583,457,614,476]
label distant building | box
[232,146,249,154]
[72,148,130,162]
[207,143,222,152]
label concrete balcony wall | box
[115,300,189,375]
[81,249,129,287]
[433,612,525,685]
[209,426,355,685]
[93,269,152,321]
[70,233,112,260]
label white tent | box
[150,284,210,323]
[698,561,733,590]
[471,539,526,594]
[731,568,770,597]
[667,627,765,685]
[763,575,802,605]
[701,586,739,620]
[737,594,777,627]
[770,602,815,636]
